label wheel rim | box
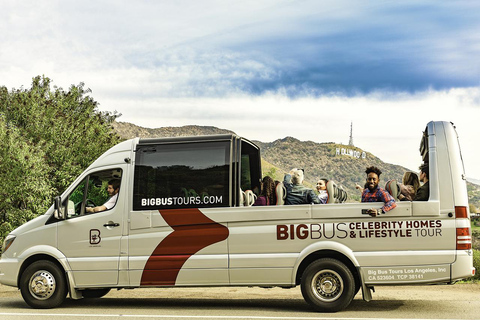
[311,269,343,302]
[28,270,56,300]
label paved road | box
[0,284,479,320]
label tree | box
[0,76,121,241]
[265,167,277,179]
[0,114,53,238]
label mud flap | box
[357,267,374,302]
[66,271,83,300]
[361,283,374,302]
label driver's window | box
[67,178,87,218]
[66,169,122,218]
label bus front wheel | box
[20,260,67,309]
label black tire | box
[82,288,111,298]
[354,278,361,297]
[301,258,355,312]
[19,260,67,309]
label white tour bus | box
[0,121,475,312]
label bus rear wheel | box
[20,260,67,309]
[301,258,355,312]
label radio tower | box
[348,122,354,146]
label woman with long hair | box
[398,171,420,201]
[254,176,277,206]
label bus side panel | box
[226,202,456,286]
[128,209,230,286]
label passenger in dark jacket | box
[414,163,430,201]
[284,169,320,205]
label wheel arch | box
[293,242,360,287]
[18,254,67,288]
[17,246,70,289]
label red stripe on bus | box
[140,208,229,286]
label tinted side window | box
[133,141,230,210]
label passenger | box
[253,176,276,206]
[361,166,396,217]
[284,169,320,205]
[86,179,120,213]
[398,171,420,201]
[414,163,429,201]
[316,178,329,204]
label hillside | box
[255,137,408,201]
[112,122,235,139]
[113,121,480,206]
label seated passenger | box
[398,171,420,201]
[284,169,320,205]
[86,179,120,213]
[253,176,276,206]
[414,163,429,201]
[361,166,396,217]
[316,178,329,204]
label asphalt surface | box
[0,283,479,319]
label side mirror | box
[54,196,66,220]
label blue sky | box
[1,0,480,179]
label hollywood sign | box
[336,147,366,159]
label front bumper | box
[0,257,21,287]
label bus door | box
[57,168,125,286]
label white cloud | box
[1,1,479,179]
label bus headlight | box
[1,235,16,254]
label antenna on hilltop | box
[348,122,354,146]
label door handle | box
[103,222,120,227]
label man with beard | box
[86,179,121,213]
[361,166,396,217]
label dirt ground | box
[1,282,479,301]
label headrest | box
[385,179,400,200]
[325,180,348,203]
[275,181,286,205]
[243,190,257,207]
[240,189,245,206]
[326,181,335,204]
[335,186,348,203]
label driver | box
[86,179,120,213]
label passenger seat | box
[275,182,286,205]
[385,179,400,200]
[241,189,257,206]
[325,180,348,203]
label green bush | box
[472,249,480,282]
[463,249,480,283]
[0,76,120,243]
